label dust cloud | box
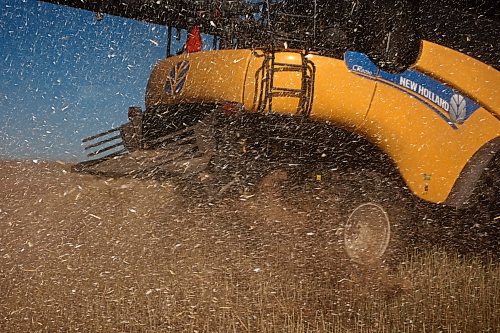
[1,161,498,332]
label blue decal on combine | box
[345,51,481,128]
[165,60,190,96]
[345,52,379,77]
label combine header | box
[74,106,215,179]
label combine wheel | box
[344,203,391,265]
[339,172,416,267]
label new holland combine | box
[42,0,499,264]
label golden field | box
[0,161,498,332]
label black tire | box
[270,168,419,269]
[205,112,284,196]
[430,153,500,258]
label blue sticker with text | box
[345,52,481,129]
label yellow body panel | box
[146,42,499,204]
[307,55,376,127]
[146,50,253,109]
[364,86,498,202]
[416,41,500,116]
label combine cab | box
[44,0,499,264]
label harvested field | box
[0,160,498,332]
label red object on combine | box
[185,26,202,53]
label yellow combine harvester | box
[76,41,499,263]
[44,0,499,263]
[143,41,498,206]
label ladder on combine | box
[257,1,317,115]
[258,48,315,116]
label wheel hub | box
[344,203,391,264]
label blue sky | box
[0,0,191,161]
